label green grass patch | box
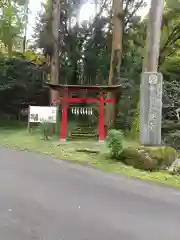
[0,121,180,188]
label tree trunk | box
[23,0,29,53]
[7,0,12,57]
[71,5,80,85]
[7,41,12,58]
[146,0,164,72]
[50,0,61,104]
[106,0,123,128]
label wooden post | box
[27,106,31,133]
[99,93,105,141]
[140,0,164,145]
[60,90,68,141]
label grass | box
[0,120,180,188]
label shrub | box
[147,146,177,169]
[119,147,157,171]
[40,121,55,140]
[162,121,180,134]
[164,131,180,149]
[106,129,124,159]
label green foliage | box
[162,121,180,134]
[0,0,26,56]
[33,0,147,85]
[165,131,180,149]
[0,57,48,115]
[40,121,55,140]
[106,129,124,159]
[130,102,140,139]
[0,59,40,88]
[163,78,180,108]
[0,57,43,90]
[115,77,139,131]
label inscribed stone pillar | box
[140,72,163,145]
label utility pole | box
[50,0,61,104]
[140,0,164,145]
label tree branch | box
[160,24,180,56]
[124,0,144,27]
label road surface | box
[0,147,180,239]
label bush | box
[162,120,180,133]
[40,121,55,140]
[106,129,124,159]
[119,147,157,171]
[147,146,177,169]
[164,131,180,149]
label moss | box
[119,146,177,171]
[145,146,177,169]
[119,147,157,171]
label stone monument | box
[140,72,163,145]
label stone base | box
[59,138,66,142]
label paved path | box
[0,148,180,240]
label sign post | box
[28,106,57,132]
[140,72,163,145]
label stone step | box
[74,128,95,131]
[71,132,97,137]
[70,128,96,133]
[71,133,97,136]
[68,135,97,140]
[75,126,95,129]
[71,129,96,133]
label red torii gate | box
[46,84,121,141]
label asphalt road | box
[0,148,180,240]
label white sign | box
[29,106,57,123]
